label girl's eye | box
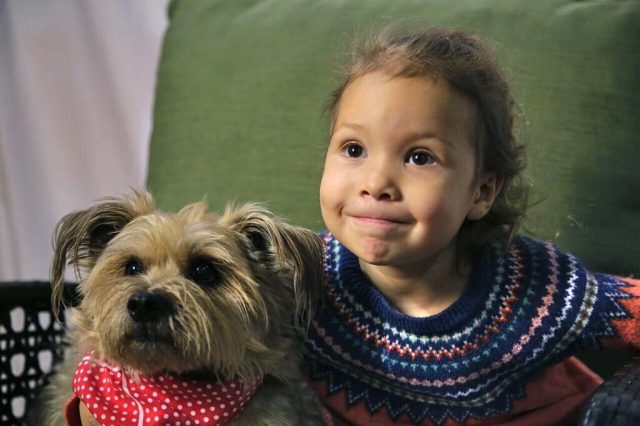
[343,142,365,158]
[406,150,435,166]
[125,258,145,276]
[186,257,218,287]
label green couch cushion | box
[148,0,640,277]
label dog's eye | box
[186,257,218,286]
[125,258,145,276]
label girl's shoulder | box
[491,234,581,270]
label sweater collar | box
[325,232,497,335]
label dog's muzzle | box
[127,291,173,322]
[125,291,176,345]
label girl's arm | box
[580,274,640,351]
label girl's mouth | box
[352,216,403,225]
[348,212,410,230]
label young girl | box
[303,28,640,425]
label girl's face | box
[320,72,499,275]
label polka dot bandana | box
[70,353,262,426]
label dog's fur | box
[42,191,325,425]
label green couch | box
[148,0,640,381]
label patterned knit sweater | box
[304,233,640,425]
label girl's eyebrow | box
[331,122,457,151]
[402,130,457,150]
[332,122,366,132]
[330,121,368,138]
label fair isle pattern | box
[304,233,635,424]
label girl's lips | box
[350,215,407,226]
[353,216,400,225]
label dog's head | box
[51,191,323,380]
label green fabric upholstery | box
[148,0,640,278]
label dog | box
[42,191,326,425]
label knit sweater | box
[303,233,640,425]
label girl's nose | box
[360,162,400,201]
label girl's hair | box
[327,27,529,257]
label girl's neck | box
[358,244,470,318]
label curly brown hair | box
[326,27,529,258]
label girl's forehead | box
[334,72,479,144]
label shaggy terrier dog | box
[43,191,325,425]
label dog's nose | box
[127,291,172,322]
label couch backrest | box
[148,0,640,276]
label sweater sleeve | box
[579,273,640,351]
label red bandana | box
[70,354,262,426]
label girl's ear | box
[467,173,503,220]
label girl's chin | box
[352,242,395,266]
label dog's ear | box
[50,190,155,316]
[220,203,324,328]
